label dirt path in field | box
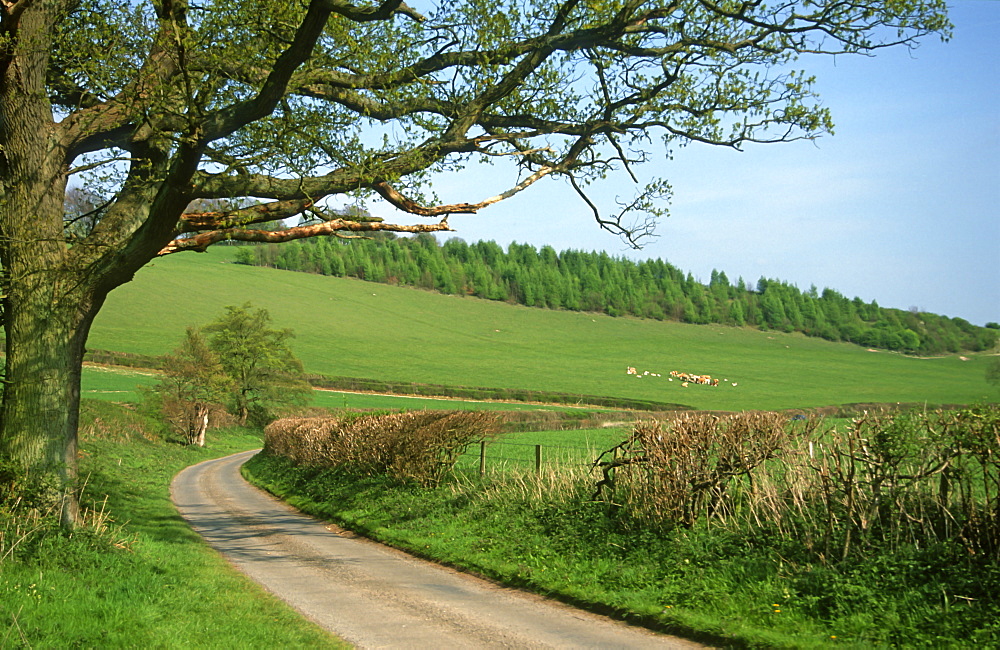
[171,450,707,649]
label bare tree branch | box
[322,0,425,23]
[158,217,452,255]
[372,163,557,217]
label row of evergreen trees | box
[233,234,998,355]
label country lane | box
[171,450,708,649]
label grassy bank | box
[243,409,1000,649]
[0,401,344,649]
[91,249,996,412]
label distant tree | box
[761,286,788,330]
[898,329,921,353]
[155,328,234,447]
[203,304,312,427]
[729,300,747,327]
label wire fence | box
[454,439,603,476]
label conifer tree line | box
[234,233,997,356]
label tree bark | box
[0,270,105,527]
[191,403,209,447]
[1,0,90,527]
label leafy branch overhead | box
[33,0,950,260]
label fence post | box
[535,444,542,475]
[480,441,486,477]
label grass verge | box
[0,401,346,649]
[243,442,1000,649]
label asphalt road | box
[171,450,707,649]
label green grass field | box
[449,427,627,474]
[81,366,159,401]
[80,366,600,412]
[88,247,997,411]
[308,387,603,412]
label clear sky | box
[378,1,999,327]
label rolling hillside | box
[89,247,997,411]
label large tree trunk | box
[0,165,122,529]
[1,1,189,527]
[0,270,104,527]
[1,0,92,528]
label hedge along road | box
[171,450,706,649]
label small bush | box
[264,410,501,486]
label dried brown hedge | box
[264,410,500,486]
[594,406,1000,560]
[595,411,805,528]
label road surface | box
[171,450,707,649]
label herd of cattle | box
[626,366,737,387]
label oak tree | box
[0,0,949,525]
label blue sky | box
[394,1,999,326]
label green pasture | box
[308,387,597,412]
[81,366,159,402]
[453,427,628,475]
[80,366,597,412]
[89,247,997,411]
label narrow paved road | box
[171,450,707,649]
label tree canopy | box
[11,0,951,251]
[0,0,950,525]
[203,303,312,426]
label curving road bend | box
[171,450,706,649]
